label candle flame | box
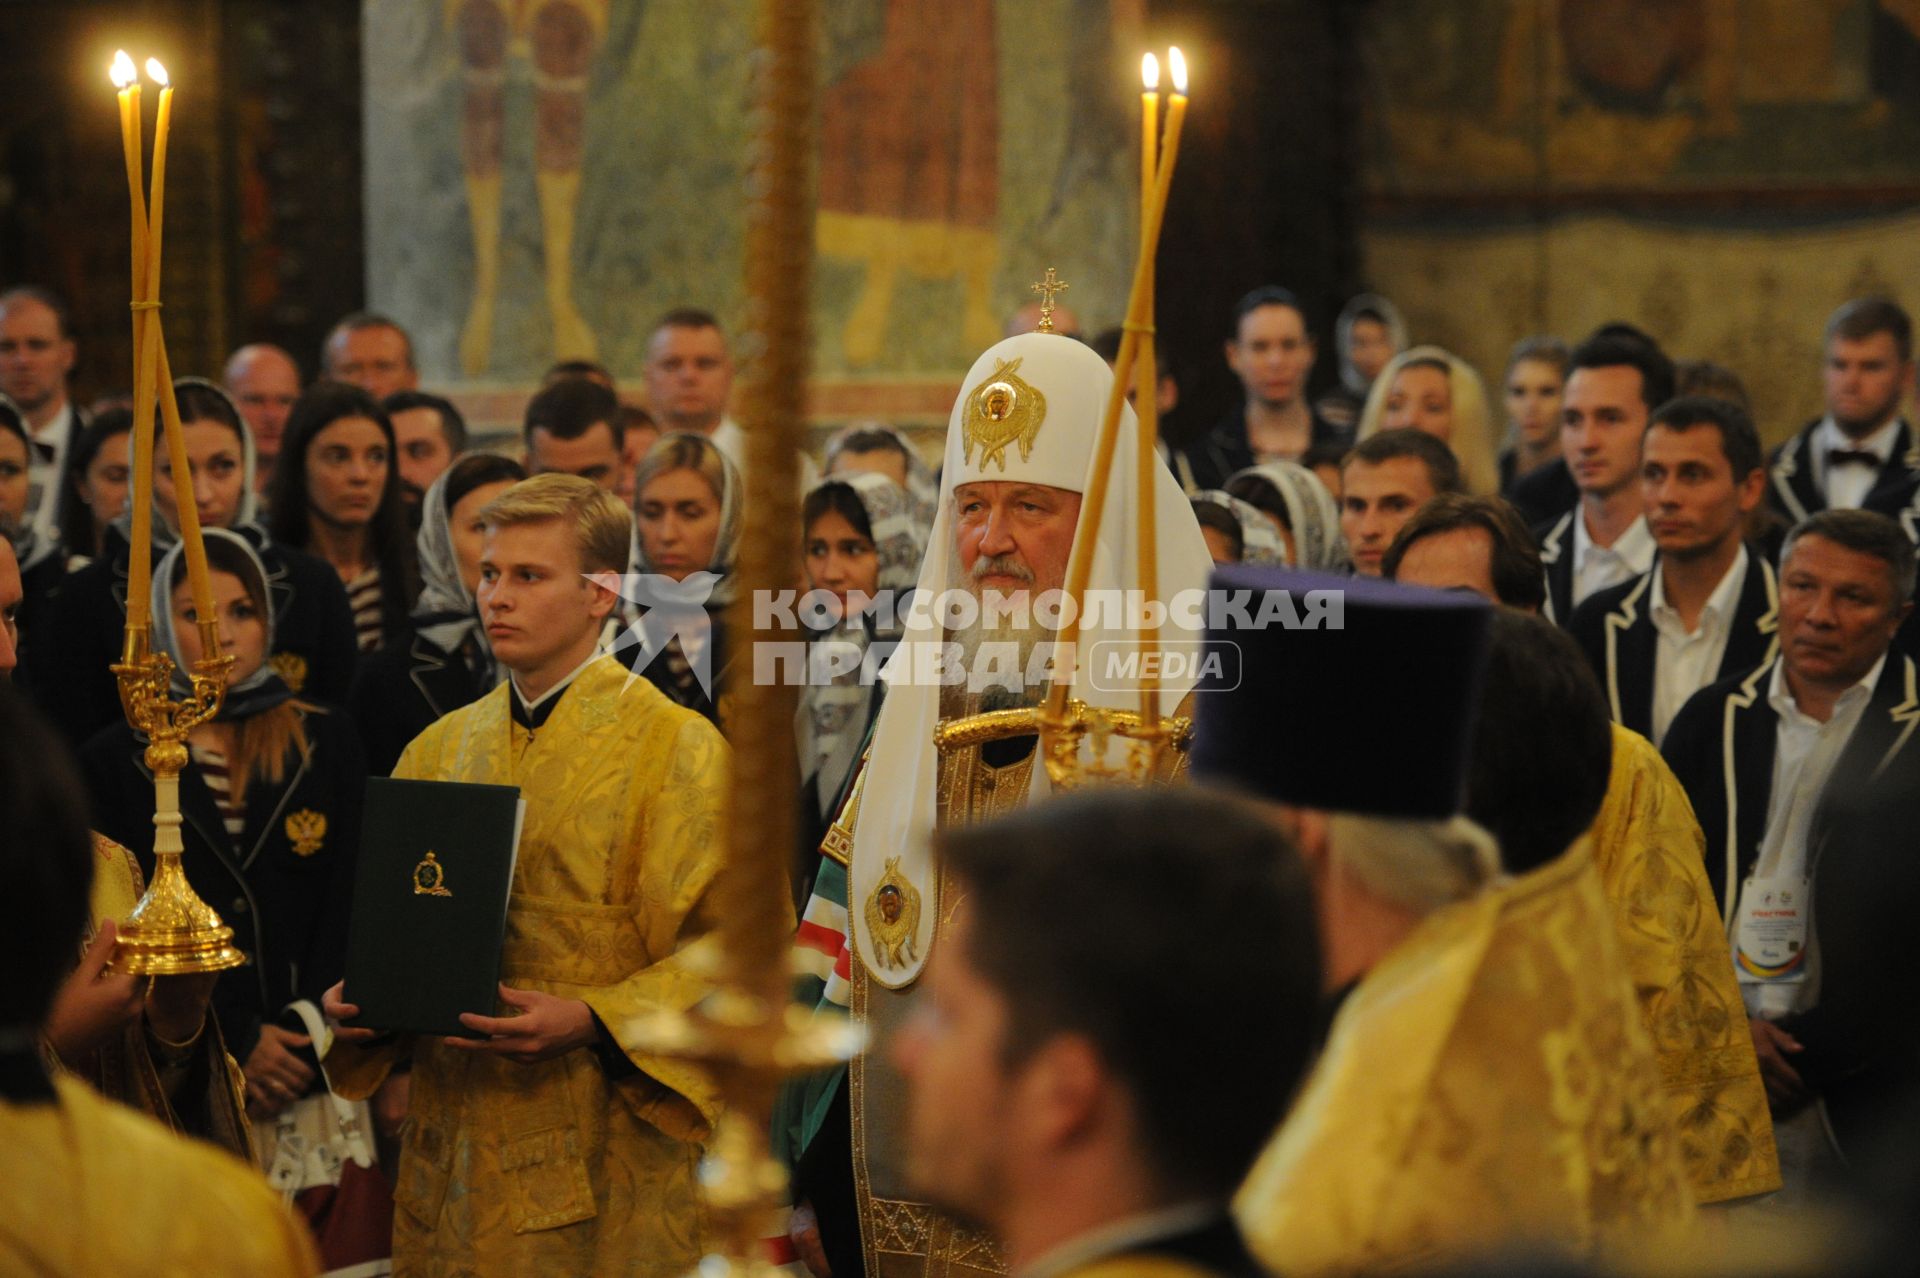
[1169,47,1188,94]
[111,50,136,88]
[145,58,170,87]
[1141,52,1160,92]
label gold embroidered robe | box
[1589,725,1779,1203]
[0,1073,315,1275]
[1235,845,1697,1276]
[58,834,251,1158]
[329,656,728,1277]
[847,724,1190,1278]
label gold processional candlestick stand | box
[107,50,245,976]
[623,2,861,1273]
[936,51,1194,790]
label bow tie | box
[1827,449,1881,469]
[28,439,54,465]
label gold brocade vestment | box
[1236,845,1697,1276]
[64,834,251,1157]
[0,1074,316,1275]
[328,656,729,1277]
[1588,726,1778,1203]
[847,722,1190,1278]
[849,741,1034,1278]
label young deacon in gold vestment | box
[324,474,729,1276]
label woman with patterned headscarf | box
[794,469,927,892]
[26,378,359,748]
[1191,490,1289,566]
[349,452,527,776]
[1225,461,1351,571]
[78,527,365,1131]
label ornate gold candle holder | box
[626,963,865,1276]
[107,621,245,976]
[933,699,1193,790]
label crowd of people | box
[2,273,1918,1277]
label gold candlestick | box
[621,1,861,1271]
[106,51,243,977]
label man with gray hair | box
[1194,565,1692,1273]
[1662,508,1920,1197]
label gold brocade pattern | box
[0,1075,315,1275]
[845,692,1193,1278]
[326,657,729,1276]
[849,741,1033,1278]
[1236,847,1697,1276]
[65,834,251,1158]
[1589,727,1779,1203]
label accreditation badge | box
[1733,875,1810,984]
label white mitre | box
[848,331,1216,988]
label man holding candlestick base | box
[322,473,731,1277]
[781,331,1216,1278]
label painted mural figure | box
[818,0,1002,368]
[453,0,605,375]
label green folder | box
[342,777,526,1038]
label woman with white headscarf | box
[624,432,743,726]
[26,378,359,747]
[1224,460,1351,570]
[793,469,926,893]
[1316,293,1408,433]
[349,452,527,776]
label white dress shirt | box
[1648,545,1747,745]
[1812,415,1900,511]
[26,400,75,544]
[1741,653,1886,1017]
[1571,510,1655,609]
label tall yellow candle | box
[1135,53,1162,723]
[138,59,215,627]
[1045,49,1189,723]
[112,51,156,631]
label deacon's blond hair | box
[1328,812,1504,915]
[479,472,632,575]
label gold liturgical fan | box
[106,50,244,976]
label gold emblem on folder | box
[963,357,1046,473]
[285,809,327,857]
[864,856,921,971]
[412,850,452,897]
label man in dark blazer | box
[1662,509,1920,1193]
[1571,397,1777,744]
[1767,296,1920,542]
[1533,332,1674,623]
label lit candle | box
[1046,49,1190,726]
[112,51,155,632]
[138,59,215,628]
[1136,53,1162,723]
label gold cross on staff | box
[1031,267,1069,333]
